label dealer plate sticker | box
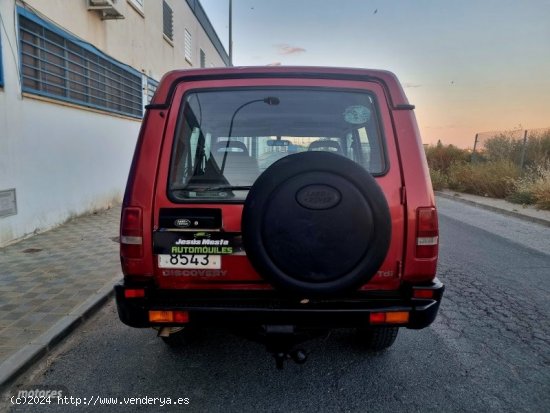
[158,254,221,269]
[153,231,243,255]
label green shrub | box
[512,161,550,210]
[430,169,448,191]
[482,133,524,163]
[424,135,549,207]
[533,183,550,210]
[480,129,550,168]
[447,162,475,193]
[524,130,550,168]
[425,142,470,173]
[506,191,536,205]
[448,160,520,198]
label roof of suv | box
[150,66,413,109]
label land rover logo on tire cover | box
[174,219,191,228]
[296,185,341,210]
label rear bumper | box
[115,279,444,330]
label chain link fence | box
[472,127,550,169]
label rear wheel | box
[356,327,399,351]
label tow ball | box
[262,325,309,369]
[272,349,308,369]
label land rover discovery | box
[115,66,443,368]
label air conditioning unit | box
[87,0,125,20]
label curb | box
[0,276,120,391]
[435,192,550,228]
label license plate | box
[158,254,221,269]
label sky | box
[199,0,550,148]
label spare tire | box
[242,151,391,296]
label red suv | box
[115,66,443,367]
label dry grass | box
[429,169,448,191]
[512,161,550,210]
[424,141,550,209]
[448,160,520,198]
[425,143,470,173]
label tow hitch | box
[261,325,309,369]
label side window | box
[346,133,355,162]
[200,49,206,68]
[204,133,212,162]
[350,124,384,172]
[357,127,371,169]
[346,128,372,169]
[170,105,201,187]
[173,127,216,186]
[143,76,158,110]
[189,127,200,171]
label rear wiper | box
[172,185,251,192]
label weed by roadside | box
[447,160,519,199]
[425,142,470,173]
[429,169,448,191]
[509,161,550,209]
[424,142,550,210]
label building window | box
[200,49,206,68]
[18,8,143,118]
[184,29,192,63]
[163,1,173,42]
[127,0,144,16]
[185,0,229,66]
[143,75,159,105]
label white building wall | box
[20,0,227,77]
[0,2,140,246]
[0,0,228,246]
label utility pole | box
[229,0,233,66]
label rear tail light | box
[120,207,143,258]
[370,311,409,324]
[149,311,189,323]
[416,207,438,259]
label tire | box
[356,327,399,351]
[242,151,391,297]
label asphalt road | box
[4,197,550,413]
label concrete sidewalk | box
[436,190,550,227]
[0,206,121,389]
[1,192,549,389]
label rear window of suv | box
[168,88,386,201]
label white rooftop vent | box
[87,0,125,20]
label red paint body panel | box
[151,66,412,108]
[391,110,438,282]
[121,67,437,293]
[150,77,404,291]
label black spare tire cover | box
[242,151,391,296]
